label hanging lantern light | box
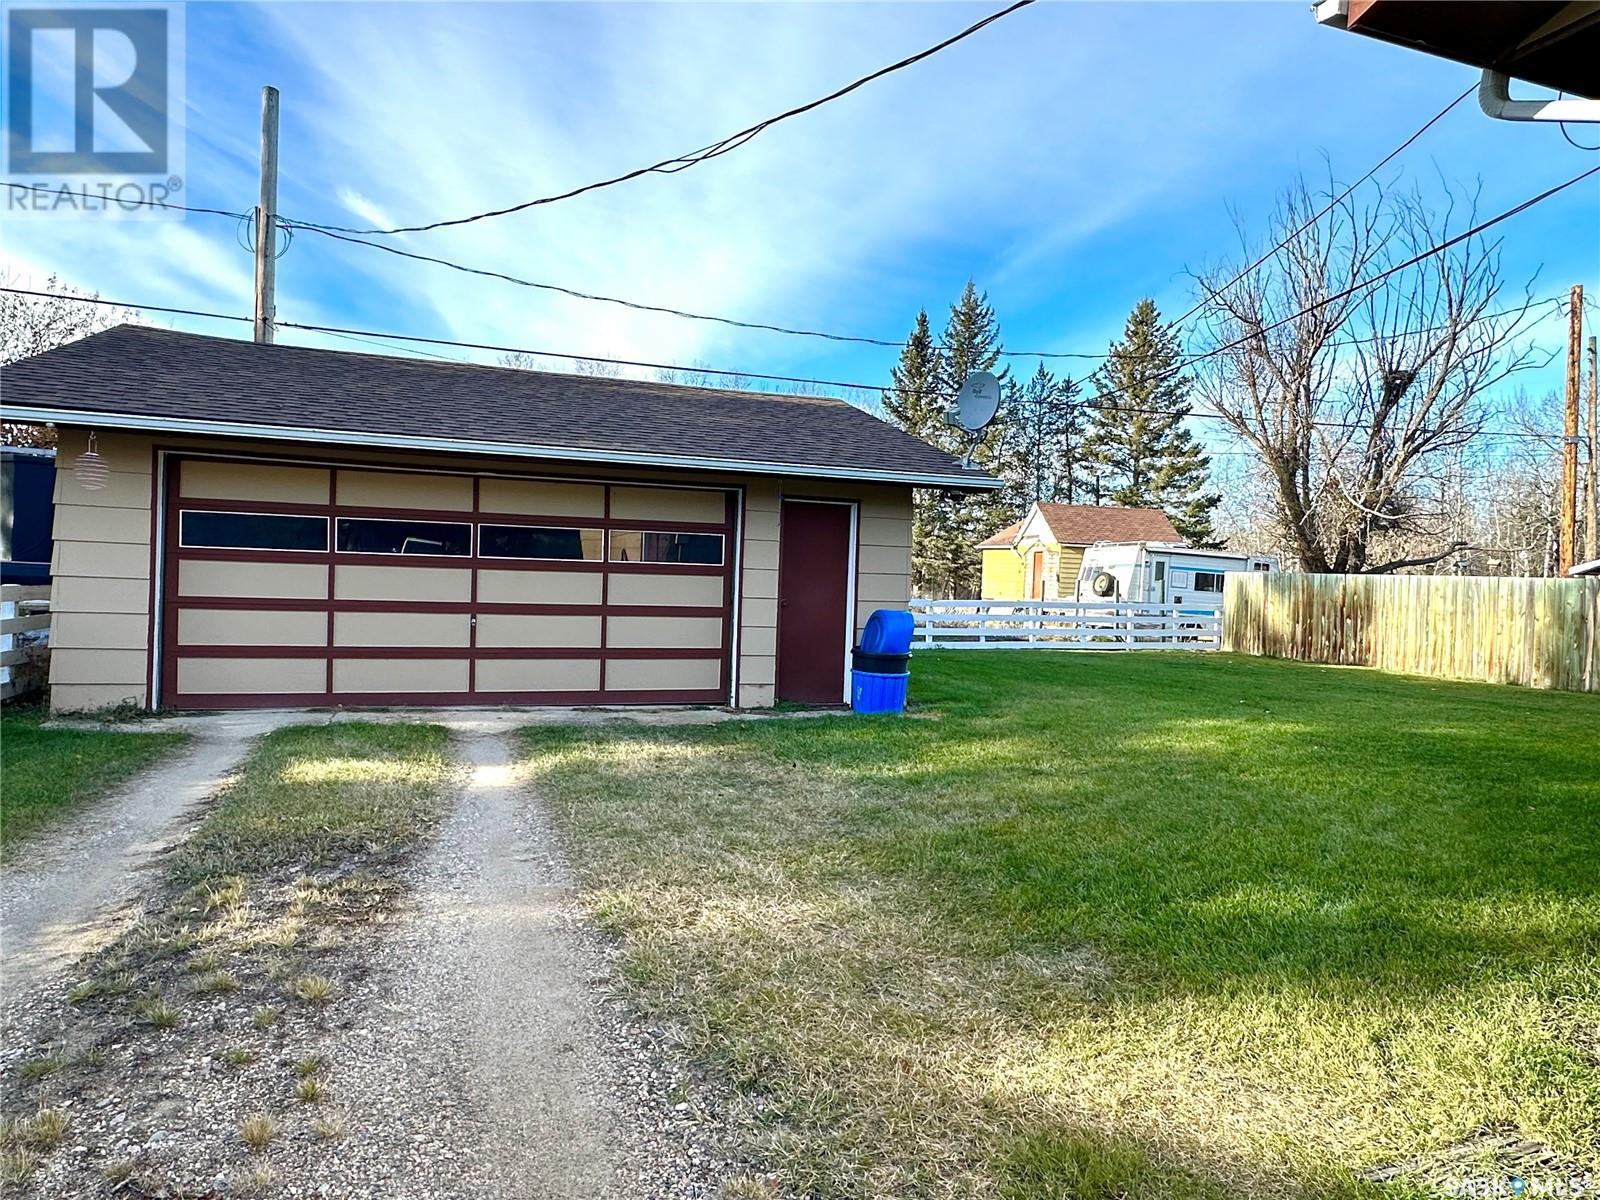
[74,431,109,491]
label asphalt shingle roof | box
[1,326,997,488]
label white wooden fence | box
[1,584,51,701]
[909,600,1223,650]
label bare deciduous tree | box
[1189,175,1543,573]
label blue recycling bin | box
[859,608,914,655]
[851,668,910,714]
[851,609,913,714]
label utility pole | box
[1587,334,1598,563]
[253,85,280,344]
[1559,284,1581,575]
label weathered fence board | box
[1,584,51,702]
[1223,573,1600,693]
[910,600,1223,650]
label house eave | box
[8,406,1004,491]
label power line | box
[278,218,1126,360]
[1167,81,1477,331]
[312,328,468,362]
[0,92,1533,372]
[0,280,1237,407]
[279,214,1567,364]
[1189,163,1597,367]
[2,181,248,221]
[7,176,1571,376]
[7,162,1593,429]
[283,0,1036,238]
[0,286,253,326]
[280,220,974,354]
[13,175,1535,365]
[1,287,1553,446]
[0,270,1572,444]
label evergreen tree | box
[881,284,1028,597]
[1004,362,1088,506]
[882,310,954,596]
[1084,299,1221,545]
[882,310,947,447]
[935,281,1004,401]
[926,282,1015,596]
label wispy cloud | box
[5,0,1591,408]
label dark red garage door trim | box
[156,452,739,710]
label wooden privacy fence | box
[909,600,1223,650]
[1223,572,1600,693]
[1,584,51,702]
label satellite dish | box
[953,371,1002,433]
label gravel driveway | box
[2,713,756,1198]
[0,711,325,1002]
[323,726,742,1199]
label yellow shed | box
[975,503,1183,601]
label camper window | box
[1194,571,1225,592]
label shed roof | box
[1,326,1000,490]
[977,503,1183,548]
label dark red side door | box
[776,500,852,704]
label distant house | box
[976,502,1181,601]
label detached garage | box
[3,326,996,712]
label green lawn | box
[0,710,189,853]
[168,721,455,885]
[520,652,1600,1200]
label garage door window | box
[335,517,471,556]
[608,530,724,565]
[479,524,602,561]
[179,511,328,552]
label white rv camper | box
[1074,542,1278,605]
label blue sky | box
[6,1,1597,439]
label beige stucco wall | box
[45,429,915,711]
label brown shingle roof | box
[1037,503,1182,545]
[1,326,999,489]
[976,503,1182,548]
[976,519,1024,549]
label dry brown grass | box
[288,974,334,1004]
[132,996,181,1029]
[0,1147,40,1186]
[98,1158,136,1184]
[238,1112,276,1152]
